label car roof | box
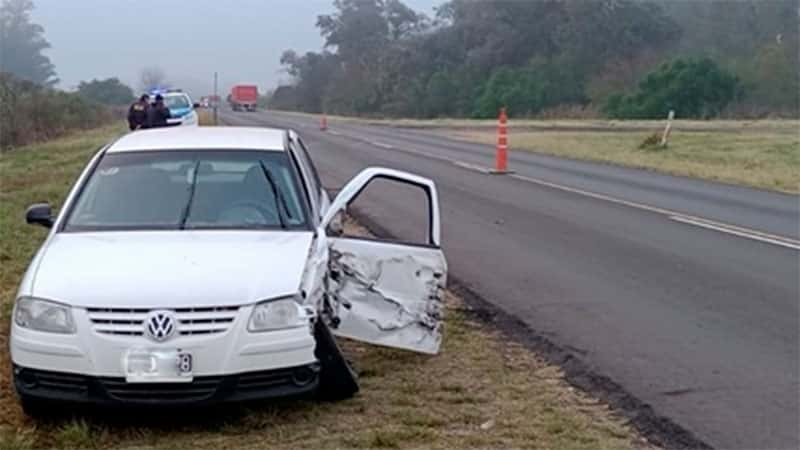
[107,127,287,153]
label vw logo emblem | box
[145,310,177,342]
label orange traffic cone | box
[491,107,511,174]
[320,114,328,131]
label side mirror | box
[26,203,54,228]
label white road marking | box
[310,125,799,250]
[453,161,491,173]
[336,130,459,164]
[669,215,800,250]
[328,130,342,136]
[508,173,799,250]
[511,173,681,216]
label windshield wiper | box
[178,159,201,230]
[258,160,291,229]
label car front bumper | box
[13,363,319,406]
[167,111,198,126]
[10,306,319,405]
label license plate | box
[124,348,193,383]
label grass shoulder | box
[267,110,799,192]
[447,127,799,193]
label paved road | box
[222,109,800,449]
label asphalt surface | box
[222,109,800,450]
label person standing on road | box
[127,94,150,130]
[146,94,172,128]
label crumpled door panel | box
[327,238,447,355]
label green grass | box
[269,110,799,192]
[0,125,127,306]
[197,109,216,126]
[271,109,799,132]
[449,128,799,192]
[53,420,97,449]
[0,126,654,449]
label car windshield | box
[65,150,308,231]
[164,95,190,109]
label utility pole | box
[213,72,219,126]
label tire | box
[314,320,359,401]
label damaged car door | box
[321,168,447,355]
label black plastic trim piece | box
[13,364,319,407]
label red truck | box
[228,85,258,112]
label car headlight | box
[14,297,76,334]
[248,295,311,332]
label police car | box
[153,89,199,127]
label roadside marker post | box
[490,107,512,174]
[660,109,675,147]
[320,114,328,131]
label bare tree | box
[139,66,167,92]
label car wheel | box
[314,319,359,401]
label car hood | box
[32,231,314,308]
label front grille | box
[86,306,240,337]
[99,376,222,402]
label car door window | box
[287,147,317,221]
[296,139,323,198]
[289,140,321,220]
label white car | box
[11,126,446,414]
[161,91,199,127]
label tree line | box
[271,0,799,119]
[0,0,136,149]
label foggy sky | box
[31,0,439,98]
